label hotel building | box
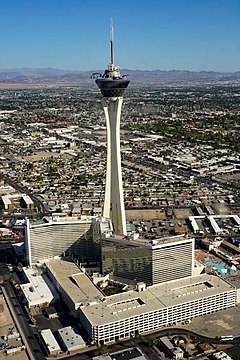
[44,258,238,345]
[101,235,194,285]
[25,216,101,266]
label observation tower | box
[95,20,129,235]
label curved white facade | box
[26,218,96,265]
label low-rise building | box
[20,267,59,308]
[159,336,184,359]
[213,351,233,360]
[41,329,61,355]
[57,326,85,352]
[0,195,12,210]
[93,347,147,360]
[80,273,236,344]
[21,194,34,209]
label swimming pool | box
[206,261,234,276]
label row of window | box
[94,291,236,342]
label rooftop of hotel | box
[105,234,194,249]
[81,273,235,326]
[29,215,94,228]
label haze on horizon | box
[0,0,239,73]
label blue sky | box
[0,0,239,71]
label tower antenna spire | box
[110,17,114,65]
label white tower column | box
[102,99,111,218]
[102,97,126,236]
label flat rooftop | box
[93,347,146,360]
[46,259,102,307]
[58,326,85,350]
[29,216,93,228]
[22,194,34,204]
[81,274,235,326]
[20,267,56,306]
[107,234,194,249]
[41,329,61,353]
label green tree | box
[99,344,108,355]
[148,337,158,346]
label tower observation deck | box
[95,18,129,98]
[95,64,129,98]
[95,20,129,235]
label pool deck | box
[195,250,240,288]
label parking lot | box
[0,293,28,359]
[187,304,240,338]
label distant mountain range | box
[0,67,239,84]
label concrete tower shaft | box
[102,97,126,235]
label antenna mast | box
[110,17,114,65]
